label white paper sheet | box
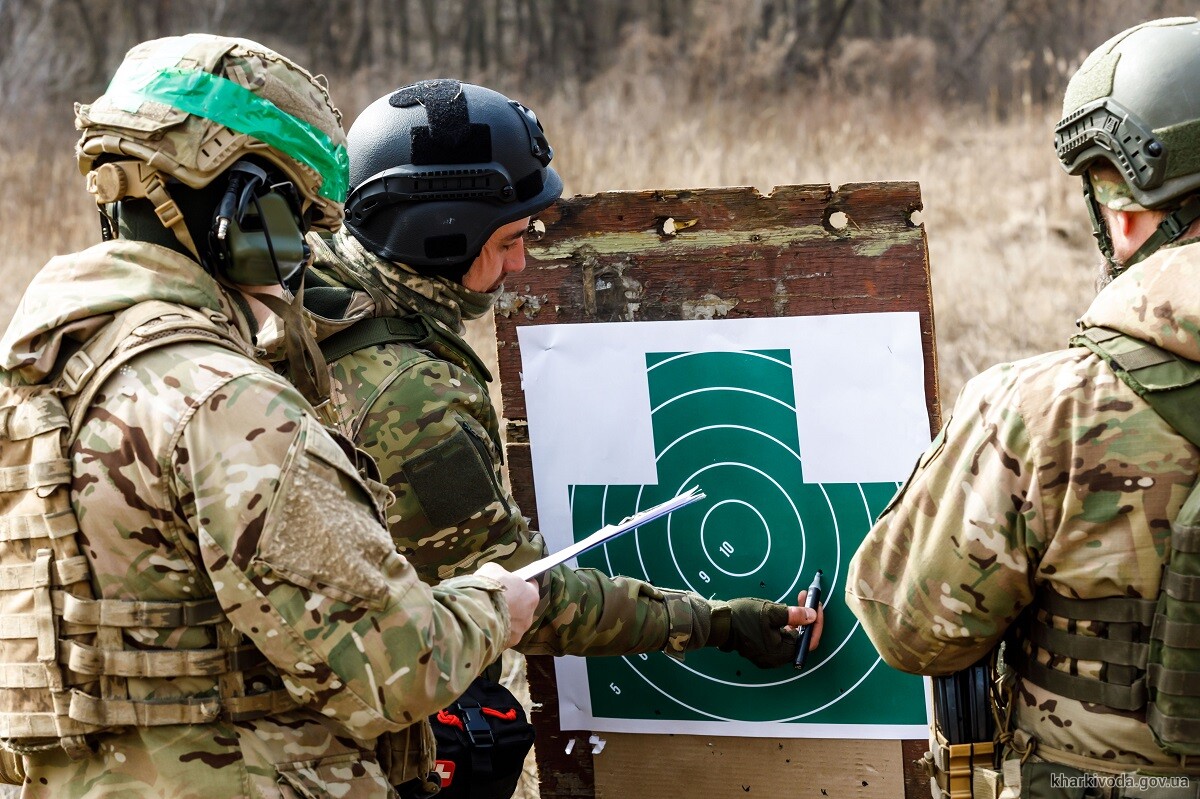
[517,313,931,738]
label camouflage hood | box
[305,229,495,340]
[1079,240,1200,362]
[1,240,249,384]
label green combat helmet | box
[1055,17,1200,274]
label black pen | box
[793,570,823,671]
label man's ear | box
[1110,208,1137,239]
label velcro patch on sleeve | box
[258,415,397,608]
[400,424,501,529]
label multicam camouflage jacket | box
[0,240,512,798]
[846,242,1200,770]
[307,231,716,658]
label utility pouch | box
[404,676,534,799]
[376,718,436,788]
[1021,761,1102,799]
[927,655,997,799]
[927,727,997,799]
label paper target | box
[518,315,931,737]
[569,349,923,731]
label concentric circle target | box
[569,349,921,726]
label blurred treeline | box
[3,0,1194,405]
[2,0,1195,115]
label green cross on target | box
[569,349,926,726]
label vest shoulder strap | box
[56,301,251,437]
[319,313,494,389]
[319,315,427,364]
[1072,326,1200,448]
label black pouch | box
[420,676,535,799]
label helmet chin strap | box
[1082,177,1122,279]
[213,271,331,410]
[245,284,331,410]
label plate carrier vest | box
[1007,325,1200,759]
[0,301,302,771]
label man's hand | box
[475,562,540,648]
[707,589,823,669]
[791,588,825,651]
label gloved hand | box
[706,597,805,669]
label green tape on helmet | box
[119,67,349,202]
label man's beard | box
[1095,254,1118,293]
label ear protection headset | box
[208,161,310,287]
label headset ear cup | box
[208,160,303,286]
[215,188,308,286]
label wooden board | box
[593,735,914,799]
[493,183,939,799]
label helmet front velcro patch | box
[1089,170,1149,212]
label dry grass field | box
[1,83,1095,409]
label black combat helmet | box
[343,79,563,280]
[1055,17,1200,270]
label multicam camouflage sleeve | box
[523,569,711,657]
[846,362,1045,676]
[330,348,715,658]
[176,367,512,734]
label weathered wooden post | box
[493,183,939,799]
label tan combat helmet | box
[75,34,348,406]
[75,33,348,259]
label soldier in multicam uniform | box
[846,17,1200,799]
[0,36,539,798]
[301,80,825,794]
